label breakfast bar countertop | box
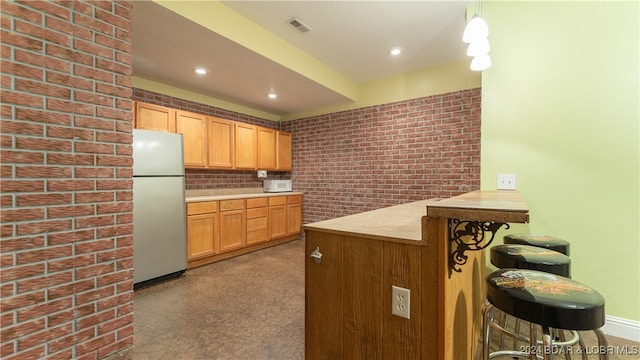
[302,198,441,243]
[302,190,529,244]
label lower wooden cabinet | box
[269,196,288,239]
[186,201,218,260]
[219,199,246,252]
[187,194,302,268]
[287,195,303,236]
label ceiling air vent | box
[286,17,312,34]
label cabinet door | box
[235,123,257,169]
[134,102,176,132]
[257,127,276,170]
[277,131,292,171]
[207,117,234,168]
[269,205,287,239]
[219,209,246,252]
[187,213,217,260]
[287,203,302,236]
[176,110,206,168]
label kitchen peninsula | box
[185,188,303,268]
[303,190,529,359]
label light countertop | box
[303,198,441,243]
[302,190,529,244]
[185,187,303,203]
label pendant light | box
[463,0,491,71]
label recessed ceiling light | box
[389,47,404,56]
[194,67,208,75]
[267,93,277,100]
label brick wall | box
[284,88,481,224]
[133,88,481,224]
[1,1,134,359]
[132,88,290,190]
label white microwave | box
[263,179,292,193]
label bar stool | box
[504,233,570,256]
[490,244,571,277]
[489,244,574,353]
[482,269,607,359]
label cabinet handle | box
[310,247,322,263]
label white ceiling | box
[132,1,471,117]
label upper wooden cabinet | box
[235,123,257,170]
[207,117,234,169]
[133,102,176,132]
[133,101,292,171]
[277,131,292,171]
[176,110,207,168]
[257,127,277,170]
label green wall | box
[481,1,639,321]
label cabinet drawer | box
[287,194,302,204]
[247,217,268,232]
[246,197,268,208]
[247,228,269,243]
[269,196,287,206]
[220,199,245,211]
[187,201,218,215]
[246,206,268,219]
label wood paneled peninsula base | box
[303,190,529,360]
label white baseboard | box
[601,315,640,342]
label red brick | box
[0,236,45,253]
[14,108,72,126]
[14,78,71,99]
[75,286,115,306]
[16,297,73,323]
[16,246,73,267]
[46,153,95,166]
[47,204,95,219]
[16,219,73,236]
[0,90,44,108]
[75,167,114,178]
[0,29,43,52]
[0,290,45,312]
[75,191,114,203]
[96,155,131,167]
[16,323,71,352]
[47,229,93,246]
[14,48,71,73]
[16,193,72,207]
[16,137,72,152]
[47,180,95,192]
[0,208,45,222]
[0,180,45,192]
[75,238,115,254]
[77,309,115,331]
[47,278,94,301]
[97,223,133,238]
[15,166,71,178]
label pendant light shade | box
[466,37,490,57]
[462,15,489,43]
[470,54,492,71]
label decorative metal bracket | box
[448,219,510,277]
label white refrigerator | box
[132,129,187,288]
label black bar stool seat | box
[491,244,571,278]
[504,233,570,256]
[486,269,605,330]
[482,269,608,359]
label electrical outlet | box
[392,286,410,319]
[497,174,517,190]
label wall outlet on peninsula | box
[497,174,517,190]
[392,286,410,319]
